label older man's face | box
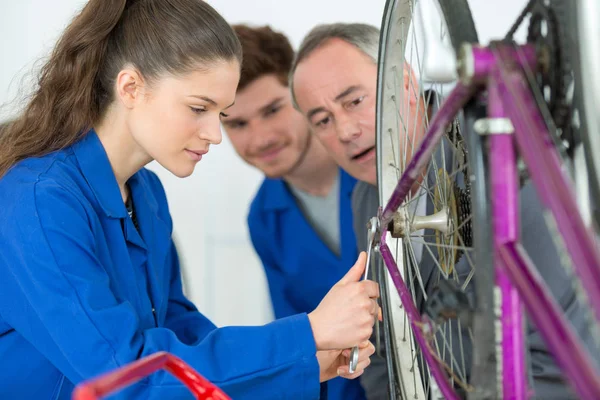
[293,38,426,186]
[293,39,378,185]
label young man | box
[221,25,367,400]
[290,22,596,400]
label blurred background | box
[0,0,527,327]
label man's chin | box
[263,171,285,179]
[347,166,377,186]
[364,169,378,187]
[259,165,291,179]
[255,160,300,180]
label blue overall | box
[247,171,366,400]
[0,130,326,399]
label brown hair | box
[232,25,294,92]
[0,121,11,135]
[0,0,242,177]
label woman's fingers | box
[338,357,372,379]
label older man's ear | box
[403,61,421,106]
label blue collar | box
[71,129,129,219]
[261,168,356,211]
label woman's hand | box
[308,252,380,350]
[317,341,375,382]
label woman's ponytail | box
[0,0,127,177]
[0,0,242,178]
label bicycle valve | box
[389,206,450,238]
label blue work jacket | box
[0,130,325,399]
[247,171,366,400]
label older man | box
[290,22,595,400]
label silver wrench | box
[348,217,379,374]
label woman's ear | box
[115,67,146,109]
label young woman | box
[0,1,379,399]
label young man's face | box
[221,74,312,178]
[293,39,426,186]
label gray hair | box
[289,23,380,109]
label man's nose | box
[244,121,279,151]
[335,115,361,142]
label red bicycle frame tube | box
[72,352,230,400]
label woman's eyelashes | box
[190,106,230,119]
[190,106,207,114]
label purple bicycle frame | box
[378,43,600,399]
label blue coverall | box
[0,130,326,399]
[247,170,366,400]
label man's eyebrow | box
[222,97,284,124]
[221,117,244,125]
[334,85,361,102]
[307,106,328,121]
[306,86,363,121]
[259,97,285,114]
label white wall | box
[0,0,527,327]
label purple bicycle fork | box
[379,42,600,399]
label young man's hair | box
[233,25,295,91]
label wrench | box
[348,217,379,374]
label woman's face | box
[128,60,240,178]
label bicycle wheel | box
[507,0,600,229]
[567,0,600,228]
[375,0,494,398]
